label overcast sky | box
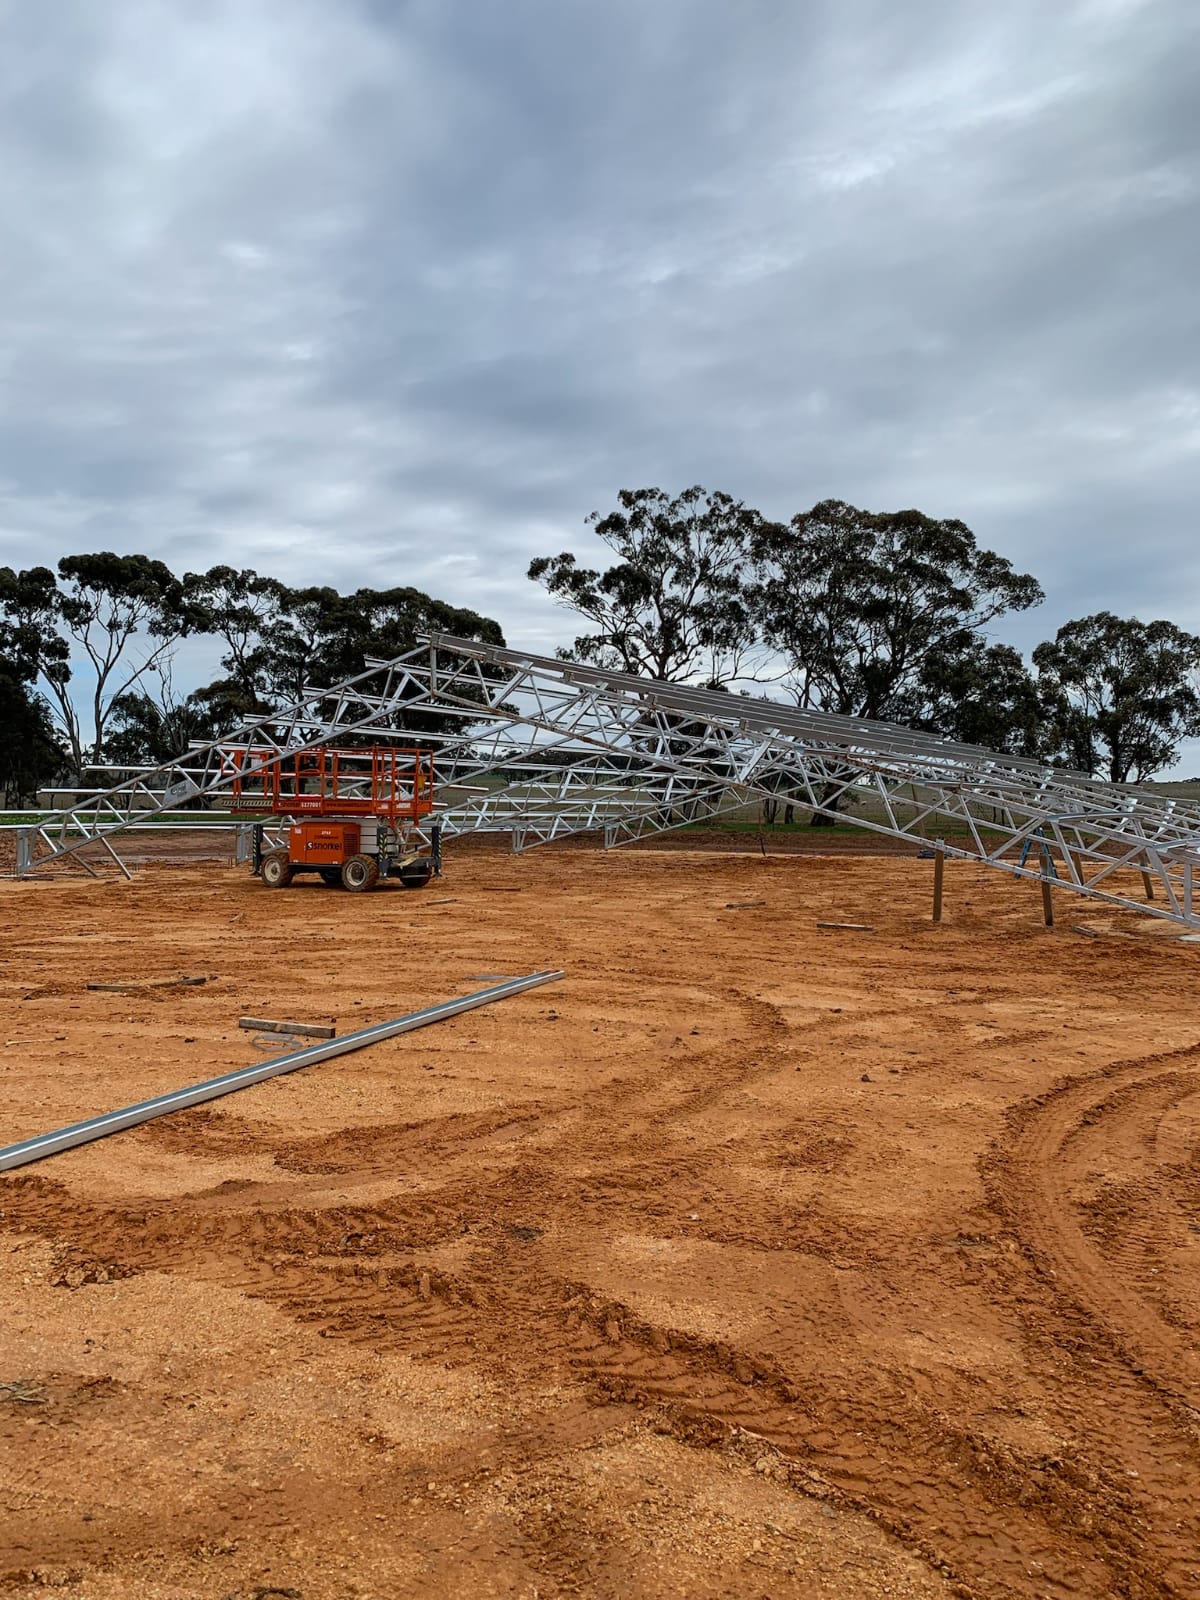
[2,0,1197,680]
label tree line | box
[2,487,1198,803]
[0,557,502,800]
[528,487,1200,788]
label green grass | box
[1140,779,1200,799]
[676,792,986,838]
[682,814,981,840]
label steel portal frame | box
[15,633,1200,928]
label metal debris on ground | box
[0,1380,44,1405]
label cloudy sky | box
[1,0,1197,677]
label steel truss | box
[15,633,1200,929]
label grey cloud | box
[1,0,1198,725]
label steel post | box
[932,841,945,924]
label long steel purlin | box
[0,971,564,1174]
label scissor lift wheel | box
[341,854,380,893]
[260,849,294,889]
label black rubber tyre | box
[260,849,294,889]
[398,859,434,890]
[341,854,380,893]
[319,868,343,887]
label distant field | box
[1140,779,1200,798]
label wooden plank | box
[238,1017,336,1039]
[816,921,875,932]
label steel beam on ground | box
[0,971,564,1173]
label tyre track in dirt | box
[7,897,1200,1600]
[984,1044,1200,1598]
[0,1142,1176,1595]
[223,1232,1196,1598]
[988,1044,1200,1400]
[1072,1080,1200,1346]
[0,1004,1175,1595]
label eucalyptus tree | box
[1034,612,1200,782]
[748,500,1044,721]
[529,486,769,685]
[31,554,200,777]
[911,640,1049,758]
[0,565,67,800]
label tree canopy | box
[6,490,1200,803]
[529,486,769,684]
[0,565,69,688]
[0,669,64,804]
[185,568,505,708]
[0,557,506,790]
[912,640,1049,758]
[0,567,68,802]
[1033,612,1200,782]
[527,486,1200,785]
[749,500,1044,720]
[41,553,199,776]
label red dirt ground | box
[1,845,1199,1599]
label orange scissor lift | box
[230,745,440,893]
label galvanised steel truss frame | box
[16,633,1200,929]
